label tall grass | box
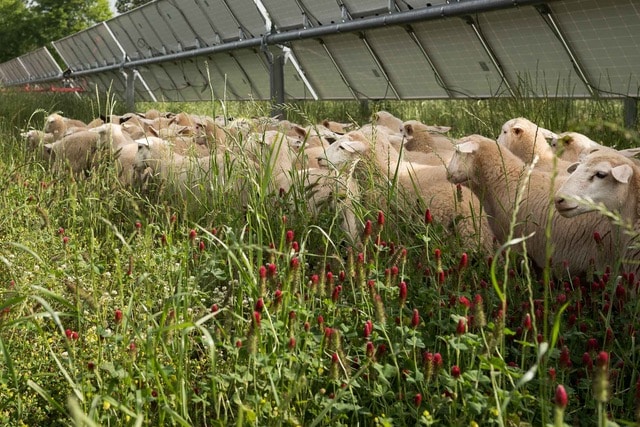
[0,89,639,426]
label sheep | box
[401,120,459,166]
[554,150,640,274]
[372,110,403,134]
[21,129,54,151]
[447,134,622,276]
[44,113,87,141]
[44,130,102,176]
[321,119,355,134]
[89,123,135,149]
[134,137,231,194]
[552,131,640,163]
[496,117,568,173]
[317,129,494,254]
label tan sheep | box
[497,117,567,173]
[21,130,54,151]
[317,129,494,254]
[44,113,87,141]
[371,110,403,134]
[44,130,102,176]
[401,120,458,166]
[447,134,621,276]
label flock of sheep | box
[21,108,640,277]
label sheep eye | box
[594,171,608,179]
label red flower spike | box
[199,240,205,252]
[114,309,123,324]
[292,241,299,252]
[523,313,532,331]
[425,209,433,224]
[288,337,296,349]
[555,385,568,409]
[211,304,219,313]
[135,221,142,229]
[549,367,557,381]
[414,393,422,407]
[459,252,468,270]
[235,339,242,348]
[332,285,342,302]
[456,318,466,335]
[317,315,324,325]
[189,229,197,240]
[253,311,261,327]
[411,309,420,328]
[267,263,277,277]
[596,351,609,368]
[377,210,385,227]
[398,281,407,306]
[62,236,70,245]
[451,365,461,379]
[274,289,283,305]
[290,257,299,269]
[304,321,310,332]
[458,296,471,308]
[366,341,375,358]
[433,353,443,368]
[255,298,264,312]
[57,227,65,235]
[363,219,372,237]
[286,230,294,243]
[288,310,296,320]
[331,352,339,363]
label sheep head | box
[555,151,635,218]
[497,117,557,164]
[316,132,369,170]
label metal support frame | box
[124,69,136,111]
[624,97,638,129]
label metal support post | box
[124,69,136,112]
[624,97,638,129]
[269,51,285,118]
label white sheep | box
[371,110,404,134]
[447,134,620,276]
[552,131,640,163]
[554,149,640,274]
[317,129,494,254]
[89,123,135,150]
[497,117,567,173]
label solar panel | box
[296,0,345,26]
[477,7,590,97]
[18,48,62,82]
[52,24,123,71]
[365,27,449,98]
[260,0,305,30]
[289,39,361,99]
[0,59,29,84]
[411,18,507,98]
[342,0,391,18]
[550,0,640,97]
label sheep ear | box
[611,164,633,184]
[427,125,451,133]
[456,140,479,154]
[341,139,365,153]
[403,124,414,136]
[567,162,579,173]
[292,125,307,138]
[512,125,523,136]
[148,126,159,137]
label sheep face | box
[551,132,600,162]
[497,117,557,163]
[554,153,634,217]
[446,140,478,185]
[316,133,368,169]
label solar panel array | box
[1,0,639,102]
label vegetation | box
[0,91,639,426]
[0,0,112,63]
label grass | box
[0,90,639,426]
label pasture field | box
[0,90,639,426]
